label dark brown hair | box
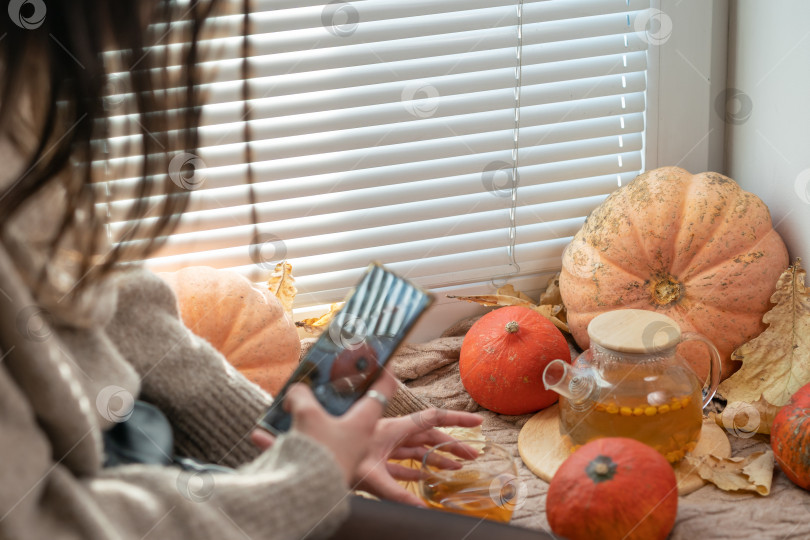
[0,0,217,294]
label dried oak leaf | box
[683,451,774,495]
[538,273,566,323]
[448,277,569,333]
[267,261,296,315]
[718,260,810,416]
[712,397,781,436]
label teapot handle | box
[681,332,722,408]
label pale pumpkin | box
[560,167,788,381]
[159,266,300,396]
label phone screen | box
[259,263,433,435]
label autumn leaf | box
[538,273,566,323]
[267,261,296,315]
[712,397,781,436]
[448,275,569,333]
[295,302,344,334]
[447,292,535,309]
[683,451,774,495]
[718,260,810,413]
[498,283,536,304]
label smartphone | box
[258,262,433,435]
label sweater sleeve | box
[105,268,275,468]
[0,359,350,540]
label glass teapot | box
[542,309,721,463]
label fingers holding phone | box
[259,263,433,435]
[273,369,397,486]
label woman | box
[0,2,543,539]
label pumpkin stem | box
[585,455,618,483]
[650,275,683,306]
[505,321,520,334]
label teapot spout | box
[543,360,595,404]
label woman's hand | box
[352,408,483,507]
[250,370,398,486]
[250,374,483,507]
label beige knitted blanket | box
[386,317,810,539]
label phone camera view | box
[260,263,432,434]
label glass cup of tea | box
[418,439,523,523]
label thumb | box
[284,383,327,427]
[250,428,275,451]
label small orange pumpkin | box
[459,306,569,415]
[560,167,788,381]
[159,266,300,396]
[771,383,810,490]
[547,437,678,540]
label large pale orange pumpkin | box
[560,167,788,381]
[159,266,300,396]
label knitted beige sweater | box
[0,243,355,540]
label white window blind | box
[100,0,652,306]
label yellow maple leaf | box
[718,260,810,409]
[295,302,344,334]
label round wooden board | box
[518,404,732,496]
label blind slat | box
[113,154,642,245]
[103,98,645,167]
[105,68,647,144]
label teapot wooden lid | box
[587,309,681,354]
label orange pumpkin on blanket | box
[459,306,569,415]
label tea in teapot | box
[542,309,721,463]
